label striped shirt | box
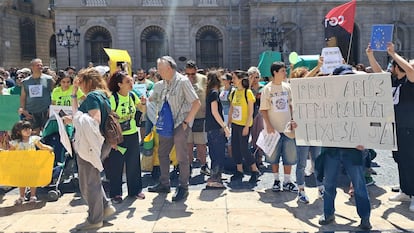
[159,72,199,128]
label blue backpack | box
[156,98,174,137]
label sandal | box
[135,192,145,200]
[29,196,37,203]
[14,197,25,205]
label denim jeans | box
[268,134,297,165]
[296,146,322,187]
[323,149,371,219]
[207,128,226,171]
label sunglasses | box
[0,82,4,85]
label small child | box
[9,120,53,205]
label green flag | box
[257,51,282,78]
[0,95,20,131]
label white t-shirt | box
[259,81,292,132]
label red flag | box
[324,0,356,34]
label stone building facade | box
[1,1,413,72]
[0,0,55,69]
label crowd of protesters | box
[0,41,413,231]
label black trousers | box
[393,128,414,196]
[103,132,142,198]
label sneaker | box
[359,218,372,230]
[230,171,244,181]
[272,180,281,192]
[103,205,116,219]
[249,171,260,183]
[111,195,123,204]
[318,214,335,225]
[283,182,298,192]
[318,187,325,199]
[298,191,309,204]
[172,186,189,202]
[388,192,411,202]
[200,164,211,176]
[14,197,24,205]
[365,176,375,186]
[148,183,171,193]
[409,198,414,212]
[135,192,146,200]
[74,220,103,231]
[28,196,37,203]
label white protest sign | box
[290,73,397,150]
[52,111,72,156]
[256,130,280,158]
[321,47,343,74]
[49,105,72,117]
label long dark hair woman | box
[104,71,147,204]
[205,70,230,189]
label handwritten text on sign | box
[290,73,396,150]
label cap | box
[17,68,31,75]
[94,66,110,76]
[332,64,355,75]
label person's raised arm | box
[387,42,414,82]
[366,43,384,73]
[305,56,323,78]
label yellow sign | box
[0,150,54,187]
[103,48,132,76]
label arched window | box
[49,35,56,58]
[20,17,36,59]
[84,26,112,65]
[196,26,223,69]
[141,26,168,69]
[49,35,57,70]
[394,22,411,58]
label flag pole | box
[346,33,353,64]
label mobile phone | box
[58,109,67,117]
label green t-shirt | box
[9,86,21,95]
[51,86,84,106]
[109,92,141,135]
[78,90,108,132]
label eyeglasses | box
[186,73,196,76]
[0,82,4,85]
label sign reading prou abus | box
[290,73,397,150]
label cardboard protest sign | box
[0,150,54,187]
[321,47,343,74]
[103,48,132,76]
[290,73,397,150]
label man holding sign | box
[366,42,414,212]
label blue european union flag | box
[370,24,394,51]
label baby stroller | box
[33,116,79,201]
